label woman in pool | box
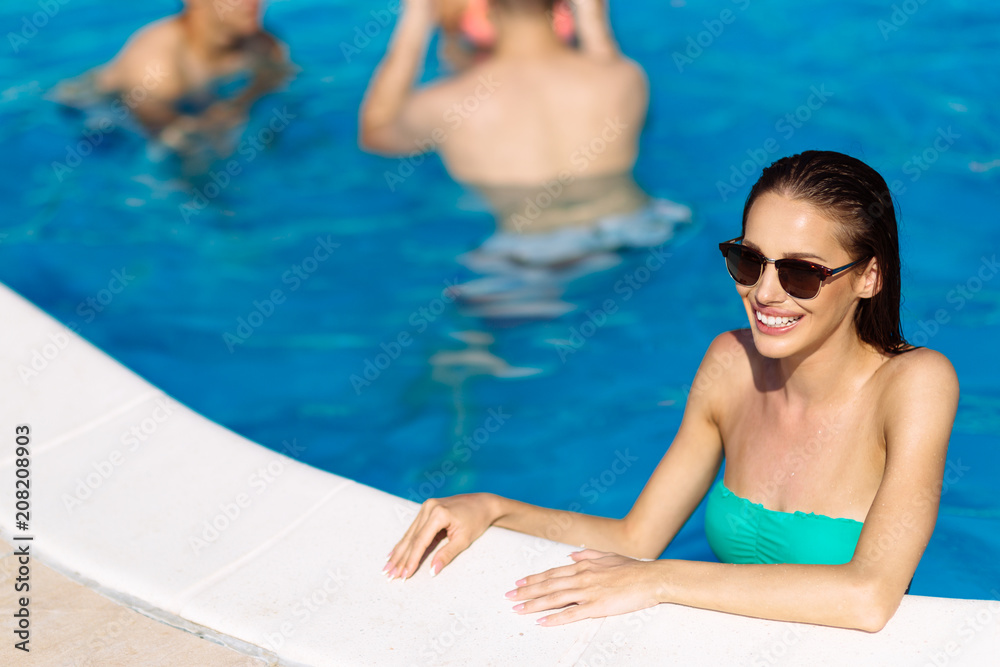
[385,151,959,632]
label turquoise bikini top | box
[705,479,864,565]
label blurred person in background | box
[436,0,576,71]
[53,0,291,170]
[360,0,691,319]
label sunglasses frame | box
[718,237,868,300]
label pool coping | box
[1,281,997,666]
[0,536,271,666]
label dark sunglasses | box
[718,238,867,300]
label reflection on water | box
[430,330,542,383]
[451,173,692,320]
[429,330,542,435]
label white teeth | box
[756,310,800,328]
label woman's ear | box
[858,257,881,299]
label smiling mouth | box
[755,309,801,330]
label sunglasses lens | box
[725,246,763,286]
[777,263,824,299]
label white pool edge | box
[1,281,997,666]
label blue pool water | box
[1,0,998,599]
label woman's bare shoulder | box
[687,329,756,403]
[705,328,756,364]
[880,346,958,390]
[878,347,959,435]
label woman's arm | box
[387,492,628,581]
[359,0,443,154]
[572,0,620,61]
[498,333,739,557]
[511,349,960,631]
[386,333,733,579]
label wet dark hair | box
[741,150,910,354]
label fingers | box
[384,499,466,581]
[507,567,587,604]
[389,507,423,560]
[384,501,436,581]
[511,589,583,616]
[536,603,593,627]
[402,512,454,579]
[515,560,589,588]
[513,550,613,588]
[428,537,467,576]
[505,559,602,618]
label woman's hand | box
[384,493,500,580]
[506,549,667,626]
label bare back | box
[409,51,647,186]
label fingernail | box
[536,616,548,626]
[505,589,517,599]
[512,603,524,612]
[431,563,439,577]
[399,569,408,581]
[515,578,526,586]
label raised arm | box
[512,348,959,631]
[385,333,730,580]
[571,0,621,61]
[359,0,444,154]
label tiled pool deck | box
[1,282,997,665]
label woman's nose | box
[755,262,785,303]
